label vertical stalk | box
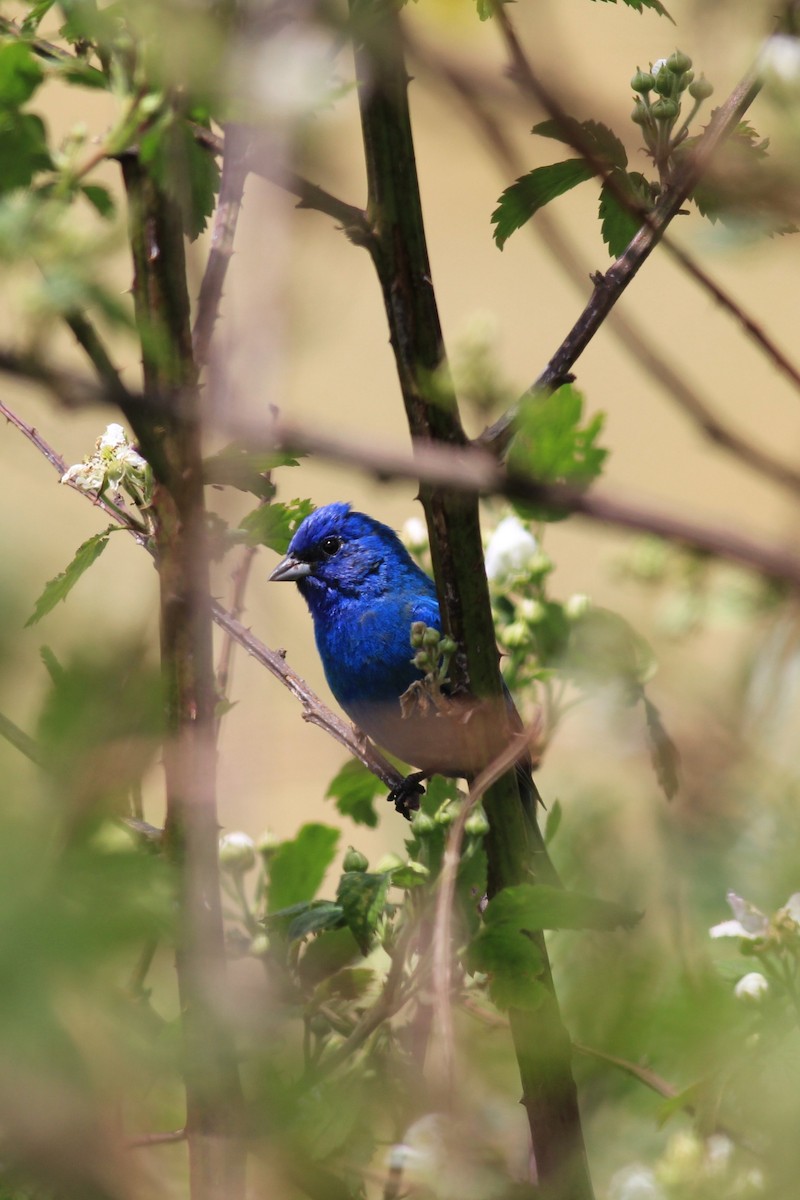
[121,158,245,1200]
[348,3,593,1196]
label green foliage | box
[240,498,315,553]
[336,870,391,953]
[0,42,43,107]
[484,882,642,933]
[592,0,673,15]
[25,528,118,627]
[508,384,608,516]
[326,758,383,827]
[203,443,302,497]
[492,159,594,249]
[266,823,340,914]
[139,114,220,240]
[599,169,653,255]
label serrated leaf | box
[81,183,115,218]
[203,442,301,497]
[485,883,642,933]
[0,42,43,107]
[266,823,340,914]
[336,871,390,954]
[26,528,116,627]
[326,758,383,828]
[533,118,628,171]
[592,0,674,18]
[643,694,680,800]
[508,384,608,519]
[21,0,58,32]
[240,498,315,554]
[139,115,220,241]
[492,159,594,249]
[287,901,345,941]
[599,170,652,257]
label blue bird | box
[269,502,538,820]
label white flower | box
[484,515,538,582]
[609,1164,663,1200]
[98,423,127,450]
[652,58,668,77]
[760,34,800,85]
[734,972,769,1002]
[218,831,257,873]
[60,423,151,501]
[401,517,428,553]
[778,892,800,926]
[710,891,768,939]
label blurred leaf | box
[240,498,315,553]
[336,871,390,954]
[26,527,117,627]
[643,694,681,800]
[204,442,302,497]
[564,607,656,690]
[39,643,64,685]
[599,170,652,257]
[0,111,52,193]
[544,798,562,845]
[313,966,375,1003]
[21,0,58,32]
[80,183,114,217]
[466,914,547,1011]
[509,384,608,519]
[592,0,673,15]
[287,902,345,942]
[492,160,594,249]
[139,115,220,241]
[484,883,642,933]
[0,41,43,107]
[298,925,362,986]
[326,758,383,828]
[267,823,340,914]
[533,117,628,169]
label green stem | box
[348,4,593,1196]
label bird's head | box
[269,502,415,610]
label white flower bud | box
[402,517,429,552]
[734,972,769,1002]
[484,516,538,582]
[219,831,257,873]
[98,423,128,450]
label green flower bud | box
[249,933,270,958]
[374,852,404,874]
[527,551,554,579]
[631,68,655,93]
[410,621,427,647]
[422,627,441,648]
[343,845,369,872]
[631,99,650,126]
[219,831,257,873]
[256,828,280,858]
[679,70,694,91]
[465,806,490,837]
[519,598,547,624]
[651,97,679,121]
[653,70,676,97]
[688,74,714,100]
[667,49,692,74]
[434,804,456,828]
[411,809,437,836]
[499,620,531,649]
[439,636,457,656]
[565,593,592,620]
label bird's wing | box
[409,594,442,630]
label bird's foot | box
[387,771,428,820]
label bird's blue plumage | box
[271,503,537,817]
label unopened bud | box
[411,810,437,836]
[651,97,679,120]
[410,621,427,647]
[688,74,714,101]
[631,99,650,126]
[631,68,655,93]
[667,49,692,74]
[219,831,257,873]
[465,807,490,837]
[343,846,369,872]
[423,627,441,648]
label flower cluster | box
[630,50,713,184]
[61,423,152,510]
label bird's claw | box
[387,771,427,820]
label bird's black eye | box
[320,535,342,557]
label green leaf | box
[313,966,376,1003]
[563,607,656,691]
[203,442,302,497]
[544,798,562,845]
[266,824,340,914]
[466,916,546,1011]
[483,883,642,933]
[287,901,345,942]
[81,184,115,218]
[508,384,608,518]
[643,694,680,800]
[326,759,383,828]
[599,170,653,257]
[139,116,220,241]
[21,0,58,33]
[0,42,43,107]
[492,159,594,249]
[533,118,628,170]
[591,0,674,18]
[26,528,117,627]
[0,111,52,194]
[240,498,315,553]
[336,871,390,954]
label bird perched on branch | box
[269,502,537,819]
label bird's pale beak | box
[269,555,311,583]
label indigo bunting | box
[270,502,536,818]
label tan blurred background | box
[2,0,799,868]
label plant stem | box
[121,154,245,1199]
[348,3,593,1195]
